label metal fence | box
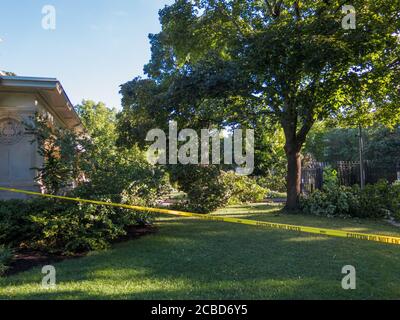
[301,160,400,194]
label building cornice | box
[0,75,83,131]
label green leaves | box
[118,0,399,209]
[122,0,400,139]
[0,245,13,276]
[31,113,92,194]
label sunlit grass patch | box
[1,203,400,299]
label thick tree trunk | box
[280,101,315,211]
[285,147,302,211]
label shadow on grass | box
[1,215,400,300]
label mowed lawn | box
[1,203,400,299]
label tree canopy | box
[118,0,400,209]
[305,124,400,164]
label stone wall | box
[0,93,43,199]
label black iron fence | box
[301,160,400,194]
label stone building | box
[0,74,83,199]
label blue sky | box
[0,0,174,109]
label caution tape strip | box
[1,187,400,246]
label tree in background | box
[9,101,172,254]
[76,100,118,149]
[32,100,171,204]
[74,100,171,205]
[118,0,400,210]
[305,123,400,164]
[75,100,119,174]
[253,122,287,192]
[32,113,91,194]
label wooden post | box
[358,125,365,189]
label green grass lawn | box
[1,203,400,300]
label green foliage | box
[256,175,286,193]
[0,197,155,255]
[0,245,13,276]
[301,180,400,220]
[30,113,91,194]
[28,200,147,254]
[305,124,400,163]
[0,200,39,247]
[118,0,400,209]
[363,127,400,164]
[170,165,230,213]
[75,100,119,181]
[300,164,354,217]
[73,146,171,208]
[322,166,339,191]
[73,100,172,207]
[222,172,268,205]
[35,100,170,200]
[357,181,400,220]
[300,186,359,217]
[76,100,118,150]
[170,166,267,213]
[4,203,400,299]
[266,190,287,199]
[305,123,359,162]
[0,100,172,255]
[254,125,287,192]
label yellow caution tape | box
[1,187,400,246]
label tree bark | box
[280,99,315,211]
[282,117,309,211]
[285,146,302,211]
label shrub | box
[0,148,171,255]
[322,166,339,191]
[300,179,400,220]
[300,166,360,218]
[392,182,400,220]
[30,201,133,253]
[0,196,156,255]
[357,180,400,219]
[170,166,268,213]
[222,172,268,205]
[170,165,230,213]
[0,103,172,255]
[256,174,286,193]
[0,245,13,276]
[0,199,131,254]
[266,190,287,199]
[72,147,172,208]
[0,199,40,247]
[29,113,92,194]
[300,185,359,217]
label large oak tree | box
[119,0,400,210]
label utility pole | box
[358,124,365,189]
